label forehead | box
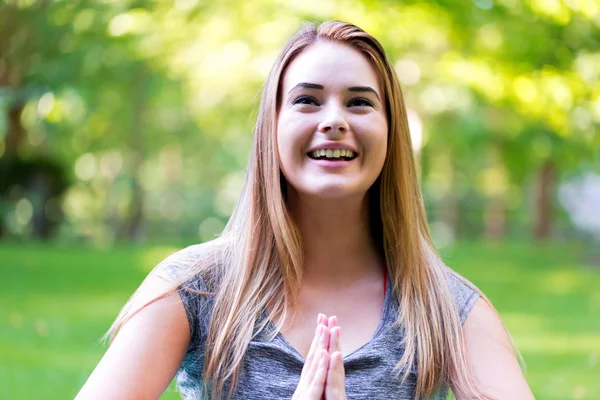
[281,41,382,94]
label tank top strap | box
[383,265,387,296]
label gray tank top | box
[161,244,480,399]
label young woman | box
[76,21,534,399]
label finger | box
[318,323,330,353]
[301,324,324,381]
[326,351,345,392]
[327,315,336,329]
[328,326,341,354]
[317,313,327,326]
[309,349,329,398]
[312,314,328,366]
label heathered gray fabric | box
[161,244,480,400]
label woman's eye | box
[348,97,374,107]
[292,96,319,106]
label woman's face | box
[276,41,388,200]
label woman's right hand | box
[292,314,331,400]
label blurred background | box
[0,0,599,399]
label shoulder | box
[443,268,481,325]
[77,253,197,399]
[152,241,224,293]
[461,299,534,399]
[154,242,217,279]
[152,241,222,345]
[442,271,535,398]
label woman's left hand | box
[325,316,347,400]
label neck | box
[286,188,383,285]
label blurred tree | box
[396,0,600,240]
[0,0,76,238]
[1,0,597,243]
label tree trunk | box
[442,193,460,239]
[122,67,147,242]
[484,195,505,239]
[533,160,555,239]
[5,102,26,157]
[483,148,507,240]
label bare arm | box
[457,298,535,400]
[75,275,190,400]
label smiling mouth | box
[307,149,358,161]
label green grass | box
[441,241,600,400]
[0,242,183,400]
[1,241,599,399]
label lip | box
[306,142,359,155]
[307,156,357,168]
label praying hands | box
[292,314,348,400]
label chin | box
[302,183,365,199]
[284,175,375,201]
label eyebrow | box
[288,82,324,92]
[349,86,380,101]
[288,82,380,101]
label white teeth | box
[310,148,356,159]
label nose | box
[317,104,349,136]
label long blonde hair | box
[107,21,493,399]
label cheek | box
[359,116,388,175]
[354,115,388,152]
[277,113,312,156]
[276,113,308,174]
[373,115,388,150]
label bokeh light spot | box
[473,0,494,10]
[37,93,55,117]
[407,108,423,153]
[74,153,97,181]
[395,59,421,86]
[15,198,34,226]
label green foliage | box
[0,0,598,241]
